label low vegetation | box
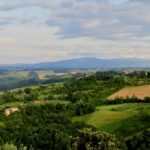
[73,103,150,137]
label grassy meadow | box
[73,103,150,139]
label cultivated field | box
[108,85,150,100]
[36,70,55,79]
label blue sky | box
[0,0,150,64]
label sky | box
[0,0,150,64]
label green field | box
[73,103,150,138]
[0,71,28,78]
[0,102,25,111]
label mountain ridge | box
[1,57,150,70]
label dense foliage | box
[126,129,150,150]
[108,96,150,104]
[71,128,120,150]
[0,104,120,150]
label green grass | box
[0,71,29,79]
[113,113,150,139]
[12,85,42,91]
[0,102,26,111]
[12,82,63,92]
[59,73,74,79]
[73,103,150,138]
[0,122,4,127]
[12,71,29,78]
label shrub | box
[71,128,120,150]
[1,143,17,150]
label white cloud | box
[0,37,16,44]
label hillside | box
[0,71,150,149]
[0,70,83,91]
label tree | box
[126,129,150,150]
[25,91,39,101]
[28,71,39,80]
[72,128,120,150]
[24,88,32,94]
[147,72,150,78]
[66,92,77,102]
[139,71,147,78]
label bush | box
[24,88,32,94]
[71,128,120,150]
[126,129,150,150]
[1,92,18,103]
[25,91,39,101]
[144,97,150,103]
[74,102,96,116]
[1,143,17,150]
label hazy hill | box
[1,57,150,70]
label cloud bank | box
[0,0,149,64]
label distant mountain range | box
[1,57,150,70]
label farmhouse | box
[4,107,20,116]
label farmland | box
[108,85,150,100]
[0,69,84,91]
